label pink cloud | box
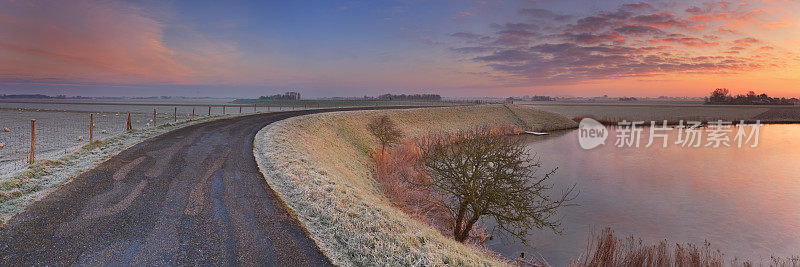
[0,0,241,84]
[450,1,793,85]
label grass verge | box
[253,104,576,266]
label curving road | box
[0,107,412,266]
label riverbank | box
[252,105,576,265]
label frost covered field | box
[0,99,273,176]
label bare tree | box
[416,129,576,244]
[367,116,403,152]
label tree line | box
[259,91,301,100]
[705,88,798,105]
[377,94,441,101]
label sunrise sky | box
[0,0,798,98]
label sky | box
[0,0,799,98]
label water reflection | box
[486,125,800,265]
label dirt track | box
[0,107,416,265]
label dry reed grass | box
[570,228,800,267]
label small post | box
[208,106,211,116]
[239,106,242,114]
[174,107,177,122]
[29,119,36,164]
[192,106,195,120]
[279,105,282,111]
[90,114,94,142]
[253,104,257,112]
[126,112,132,131]
[153,108,157,127]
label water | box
[486,125,800,265]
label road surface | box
[0,107,407,266]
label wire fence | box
[0,103,315,176]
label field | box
[253,104,576,266]
[521,101,800,123]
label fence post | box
[153,108,157,127]
[223,105,226,114]
[192,106,195,120]
[239,106,242,114]
[29,119,35,164]
[253,104,256,112]
[208,106,211,116]
[174,107,177,122]
[90,114,94,143]
[126,112,132,131]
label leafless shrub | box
[367,115,403,152]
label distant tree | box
[416,130,576,244]
[367,116,403,152]
[708,88,730,103]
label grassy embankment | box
[0,111,272,224]
[253,104,576,266]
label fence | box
[0,103,318,176]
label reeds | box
[571,228,800,267]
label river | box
[486,124,800,265]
